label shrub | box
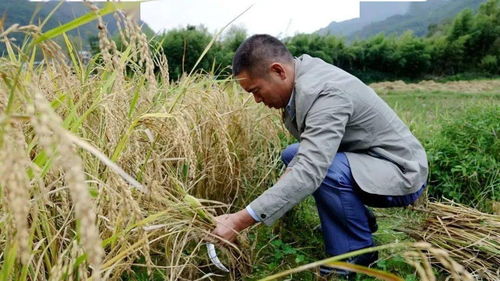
[425,105,499,211]
[479,55,498,74]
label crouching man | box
[212,34,428,278]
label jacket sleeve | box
[248,90,353,225]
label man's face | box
[236,63,294,109]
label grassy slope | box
[243,86,499,281]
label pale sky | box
[141,0,427,37]
[31,0,427,37]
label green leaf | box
[89,187,99,198]
[128,76,145,119]
[271,239,283,247]
[295,255,305,264]
[0,243,17,281]
[34,2,127,44]
[63,33,82,79]
[283,246,296,255]
[72,254,88,272]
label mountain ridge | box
[319,0,487,40]
[317,2,411,37]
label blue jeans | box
[282,143,424,256]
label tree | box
[285,33,348,67]
[156,25,220,80]
[448,9,474,41]
[395,32,431,77]
[359,34,399,73]
[217,25,248,75]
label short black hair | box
[232,34,293,77]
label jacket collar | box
[291,54,318,132]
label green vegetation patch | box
[425,105,499,211]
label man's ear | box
[270,63,287,80]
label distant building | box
[78,51,91,64]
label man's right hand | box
[211,209,257,243]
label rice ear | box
[183,194,215,224]
[0,124,31,265]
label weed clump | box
[425,105,499,211]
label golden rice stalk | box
[406,242,474,281]
[119,10,157,89]
[183,194,215,224]
[28,90,104,279]
[0,123,31,265]
[49,240,87,281]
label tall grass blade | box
[188,5,253,76]
[0,244,17,281]
[325,262,404,281]
[39,0,65,30]
[258,243,409,281]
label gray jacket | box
[248,54,428,225]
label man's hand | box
[211,209,257,243]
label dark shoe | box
[347,250,379,267]
[319,250,379,279]
[319,265,356,279]
[366,208,378,233]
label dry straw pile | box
[405,201,500,280]
[370,79,500,94]
[0,5,283,280]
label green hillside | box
[0,0,150,54]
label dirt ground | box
[370,79,500,94]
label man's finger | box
[214,214,230,223]
[205,231,232,247]
[204,234,219,245]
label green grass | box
[385,90,499,211]
[383,90,499,140]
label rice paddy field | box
[373,79,500,141]
[0,8,499,281]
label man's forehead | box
[236,72,255,91]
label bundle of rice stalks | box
[0,3,283,280]
[404,201,500,280]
